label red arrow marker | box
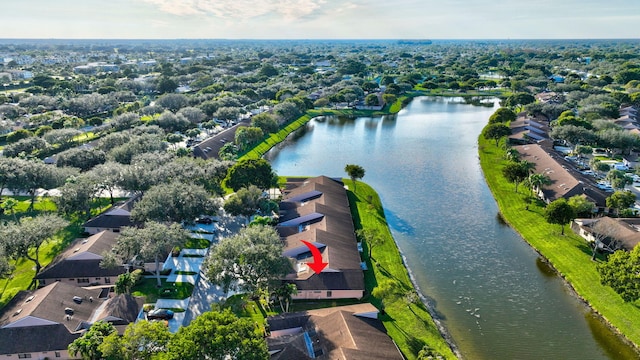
[301,240,328,274]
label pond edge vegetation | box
[478,133,640,356]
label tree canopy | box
[204,224,291,294]
[224,158,277,191]
[544,198,576,235]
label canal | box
[265,96,636,359]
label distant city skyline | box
[2,0,639,40]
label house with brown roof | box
[0,282,140,359]
[82,196,138,234]
[266,303,403,360]
[36,230,125,288]
[277,176,365,300]
[572,217,640,251]
[509,115,549,144]
[192,118,251,160]
[513,144,608,208]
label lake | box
[265,96,637,359]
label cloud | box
[140,0,328,21]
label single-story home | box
[36,230,125,288]
[0,282,140,359]
[572,217,640,251]
[266,303,403,360]
[277,176,365,300]
[82,196,139,234]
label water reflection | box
[267,97,635,359]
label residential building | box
[572,217,640,251]
[82,196,138,234]
[267,303,403,360]
[277,176,365,300]
[513,144,608,208]
[0,282,138,359]
[36,231,125,288]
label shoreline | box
[477,134,640,357]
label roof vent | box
[73,248,80,253]
[13,309,22,316]
[24,295,35,303]
[81,239,89,244]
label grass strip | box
[345,179,457,359]
[478,135,640,352]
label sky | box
[2,0,640,39]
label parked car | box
[581,170,595,176]
[147,308,174,320]
[596,182,614,192]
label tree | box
[131,182,215,224]
[68,321,117,360]
[177,106,206,124]
[488,107,517,123]
[504,92,535,108]
[223,185,268,218]
[157,76,178,94]
[417,344,445,360]
[2,214,68,283]
[526,173,551,201]
[56,147,107,171]
[99,320,171,360]
[345,164,365,192]
[88,161,124,204]
[2,136,48,157]
[251,113,279,134]
[235,126,264,151]
[204,224,291,295]
[356,228,383,261]
[116,222,189,287]
[502,161,533,193]
[273,283,298,313]
[10,160,72,211]
[225,158,277,191]
[1,198,19,222]
[606,190,636,216]
[544,198,576,235]
[597,246,640,302]
[6,129,33,143]
[567,195,595,217]
[161,309,269,360]
[365,93,379,106]
[0,243,14,279]
[482,123,511,146]
[54,174,100,219]
[607,170,632,190]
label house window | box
[55,352,61,358]
[40,280,46,285]
[113,229,120,233]
[96,277,101,280]
[77,278,89,284]
[18,354,32,359]
[105,278,111,284]
[326,291,332,297]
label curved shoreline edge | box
[344,179,459,359]
[477,133,640,357]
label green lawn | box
[130,278,194,303]
[0,196,115,308]
[344,179,456,360]
[479,136,640,351]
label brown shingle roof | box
[267,303,403,360]
[83,196,139,230]
[0,282,104,354]
[36,231,125,281]
[277,176,364,292]
[192,118,251,160]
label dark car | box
[147,308,174,320]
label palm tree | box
[526,173,552,202]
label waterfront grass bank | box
[345,179,457,360]
[478,135,640,355]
